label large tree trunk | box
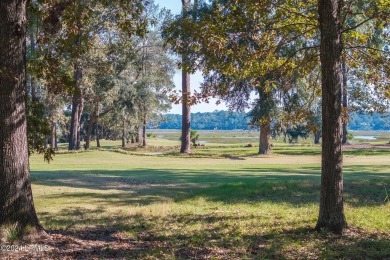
[68,63,83,150]
[342,60,348,144]
[180,71,191,153]
[0,0,45,238]
[316,0,347,234]
[180,0,191,154]
[257,87,272,155]
[259,123,271,154]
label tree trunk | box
[257,87,272,155]
[68,63,83,150]
[54,124,58,150]
[76,95,84,150]
[96,105,100,148]
[121,119,126,148]
[259,123,271,154]
[180,0,191,154]
[314,131,321,144]
[180,70,191,153]
[342,60,348,144]
[85,108,96,149]
[135,125,140,143]
[50,123,56,149]
[316,0,347,234]
[142,117,147,147]
[101,121,104,140]
[0,0,45,237]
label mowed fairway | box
[20,146,390,259]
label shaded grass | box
[19,150,390,258]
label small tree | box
[190,130,200,146]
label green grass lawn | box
[20,147,390,259]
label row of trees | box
[159,111,390,131]
[163,0,389,233]
[165,0,389,156]
[0,0,175,238]
[26,1,175,153]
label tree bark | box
[0,0,45,237]
[316,0,347,234]
[342,60,348,144]
[180,0,191,154]
[180,70,191,153]
[259,123,271,154]
[257,87,272,155]
[68,63,83,150]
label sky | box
[154,0,228,114]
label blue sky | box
[153,0,228,114]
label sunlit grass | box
[28,148,390,258]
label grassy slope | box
[27,149,390,259]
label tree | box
[190,130,200,146]
[315,0,347,233]
[35,0,148,151]
[0,0,45,238]
[180,0,198,154]
[164,0,389,233]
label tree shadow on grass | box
[31,165,390,208]
[7,207,390,259]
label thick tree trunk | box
[180,71,191,153]
[259,123,271,154]
[257,87,272,155]
[316,0,347,234]
[0,0,45,237]
[142,117,147,147]
[85,109,96,149]
[180,0,191,154]
[342,61,348,144]
[68,63,83,150]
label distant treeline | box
[158,111,251,130]
[156,111,390,131]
